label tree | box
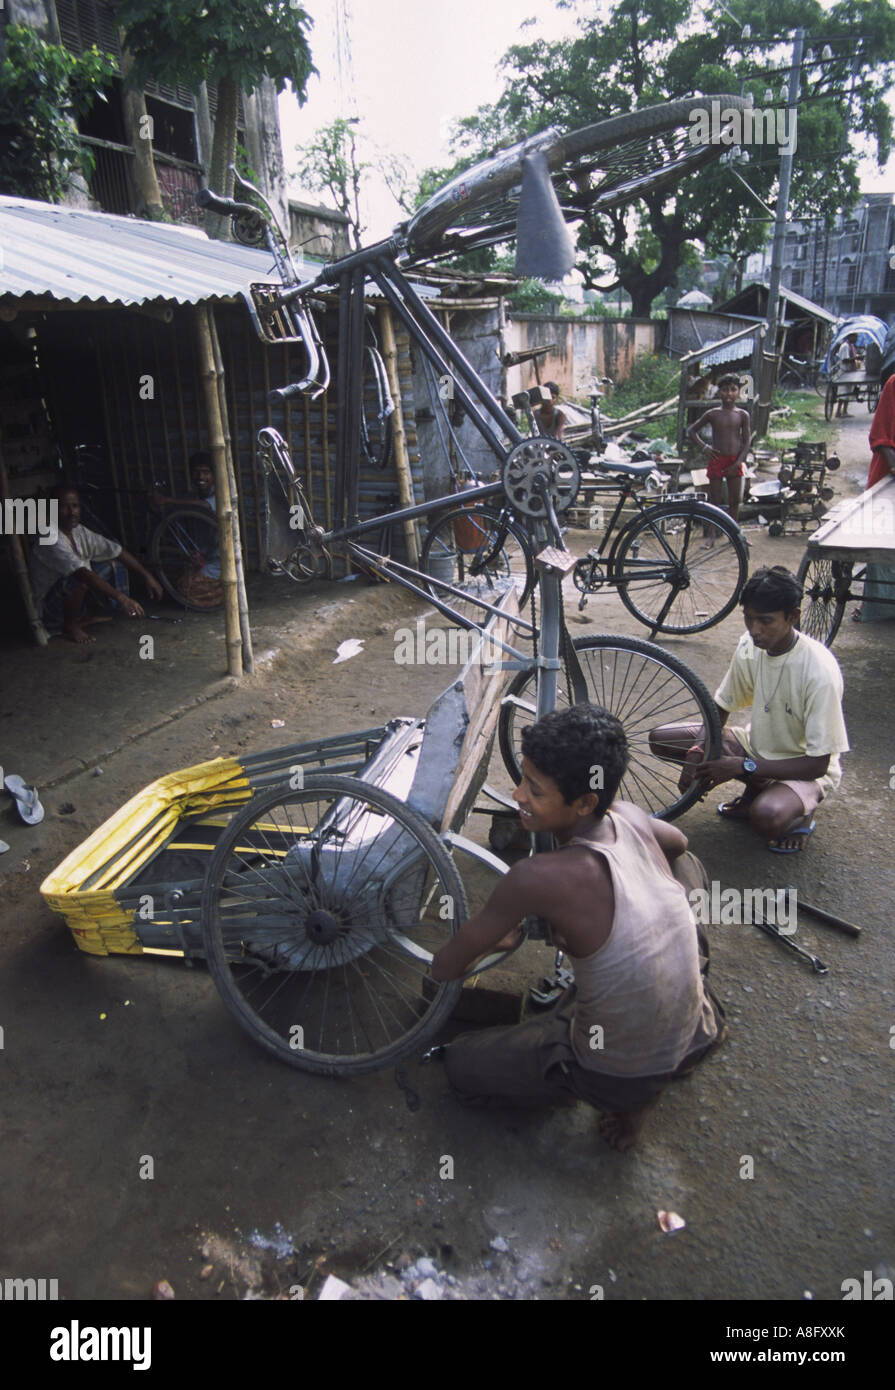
[294,117,413,249]
[115,0,315,238]
[420,0,895,315]
[0,26,117,202]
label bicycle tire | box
[201,774,465,1076]
[824,383,836,421]
[867,381,880,413]
[149,504,223,610]
[420,504,535,629]
[404,96,752,259]
[612,501,748,634]
[497,634,722,821]
[796,552,849,647]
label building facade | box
[3,0,290,231]
[744,194,895,324]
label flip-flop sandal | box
[0,840,8,854]
[768,820,816,854]
[3,774,45,826]
[717,798,752,820]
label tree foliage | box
[294,117,413,249]
[419,0,895,314]
[115,0,315,236]
[114,0,315,98]
[0,26,117,202]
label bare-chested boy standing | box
[686,374,752,527]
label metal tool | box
[752,914,828,974]
[785,888,861,938]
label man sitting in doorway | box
[649,566,849,854]
[534,381,567,440]
[430,703,725,1152]
[29,484,162,644]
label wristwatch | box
[742,757,758,775]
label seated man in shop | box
[147,451,222,607]
[30,484,163,644]
[147,450,217,511]
[648,566,849,853]
[430,704,725,1152]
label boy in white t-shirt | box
[651,566,849,853]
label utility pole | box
[762,25,806,425]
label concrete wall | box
[504,314,661,399]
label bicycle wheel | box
[612,502,748,634]
[150,504,223,610]
[824,383,837,421]
[867,381,880,413]
[201,774,465,1075]
[404,96,752,260]
[796,552,849,647]
[420,505,535,630]
[497,635,722,821]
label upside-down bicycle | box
[46,97,751,1076]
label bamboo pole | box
[0,443,48,646]
[194,304,242,679]
[209,307,254,675]
[377,303,419,567]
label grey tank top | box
[564,815,714,1077]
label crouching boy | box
[430,704,725,1151]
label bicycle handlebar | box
[195,187,257,219]
[268,382,308,404]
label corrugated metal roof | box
[0,196,281,308]
[700,339,754,366]
[0,197,456,311]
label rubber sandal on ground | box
[768,820,816,854]
[717,798,752,821]
[3,774,44,825]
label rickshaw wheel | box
[201,774,465,1074]
[796,553,850,647]
[824,383,837,421]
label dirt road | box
[1,408,893,1308]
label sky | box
[278,0,895,241]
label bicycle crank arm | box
[751,915,828,974]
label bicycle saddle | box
[596,458,657,479]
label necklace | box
[758,634,798,712]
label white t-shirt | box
[714,630,849,794]
[29,524,122,607]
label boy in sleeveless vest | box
[430,704,725,1152]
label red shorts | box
[707,453,743,480]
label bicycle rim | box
[613,504,748,634]
[796,553,848,647]
[150,505,223,610]
[201,775,465,1075]
[420,505,534,631]
[405,96,752,260]
[498,635,721,821]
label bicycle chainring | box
[501,438,580,518]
